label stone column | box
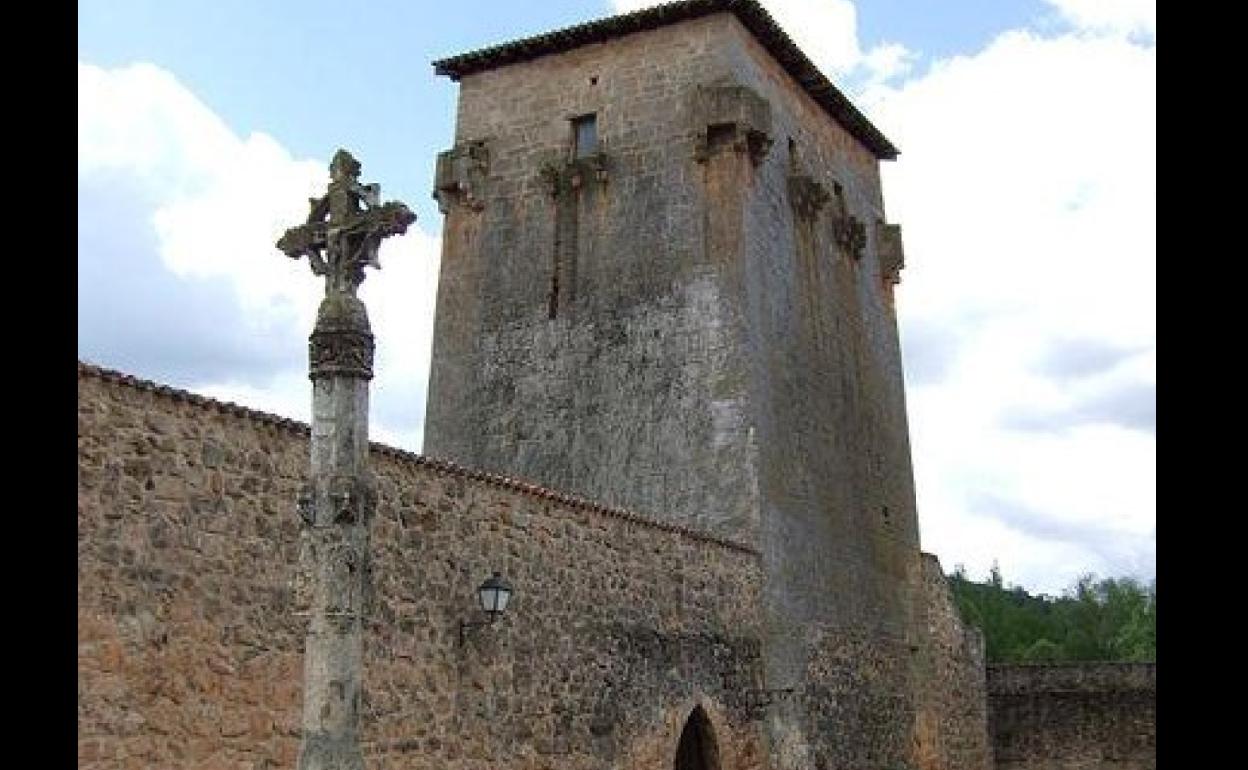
[277,148,415,770]
[296,292,377,770]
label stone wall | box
[910,554,992,770]
[426,12,764,545]
[424,12,924,767]
[766,553,993,770]
[713,16,921,769]
[987,663,1156,770]
[78,363,768,770]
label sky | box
[78,0,1155,596]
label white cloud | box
[78,62,325,332]
[862,27,1155,592]
[78,61,440,452]
[615,2,1156,592]
[859,41,914,83]
[79,62,240,191]
[1045,0,1156,38]
[611,0,913,86]
[79,4,1156,595]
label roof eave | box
[431,0,899,160]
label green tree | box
[1020,638,1062,662]
[947,565,1156,663]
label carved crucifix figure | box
[276,149,414,770]
[277,148,416,296]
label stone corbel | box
[833,215,868,261]
[876,221,905,284]
[539,162,562,198]
[788,174,830,222]
[744,129,773,166]
[691,84,774,166]
[538,149,610,197]
[568,148,609,188]
[433,139,489,213]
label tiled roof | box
[431,0,898,160]
[78,360,760,557]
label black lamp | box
[459,572,513,645]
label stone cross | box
[276,149,415,770]
[278,148,417,297]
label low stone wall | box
[987,662,1156,770]
[78,363,767,770]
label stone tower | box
[425,1,928,765]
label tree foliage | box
[947,564,1156,663]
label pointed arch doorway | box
[674,705,720,770]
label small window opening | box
[589,76,599,86]
[573,114,598,158]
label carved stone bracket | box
[539,150,610,198]
[691,84,774,165]
[744,129,773,165]
[539,163,562,198]
[434,139,490,213]
[695,124,773,166]
[876,221,905,284]
[834,215,868,261]
[788,174,830,222]
[566,151,610,190]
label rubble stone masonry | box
[987,663,1156,770]
[424,12,923,765]
[76,5,1147,769]
[78,361,1002,770]
[78,364,767,770]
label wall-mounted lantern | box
[459,571,513,645]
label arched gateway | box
[674,706,720,770]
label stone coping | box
[987,662,1156,695]
[78,360,761,557]
[431,0,899,160]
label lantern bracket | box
[458,614,498,646]
[457,571,513,646]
